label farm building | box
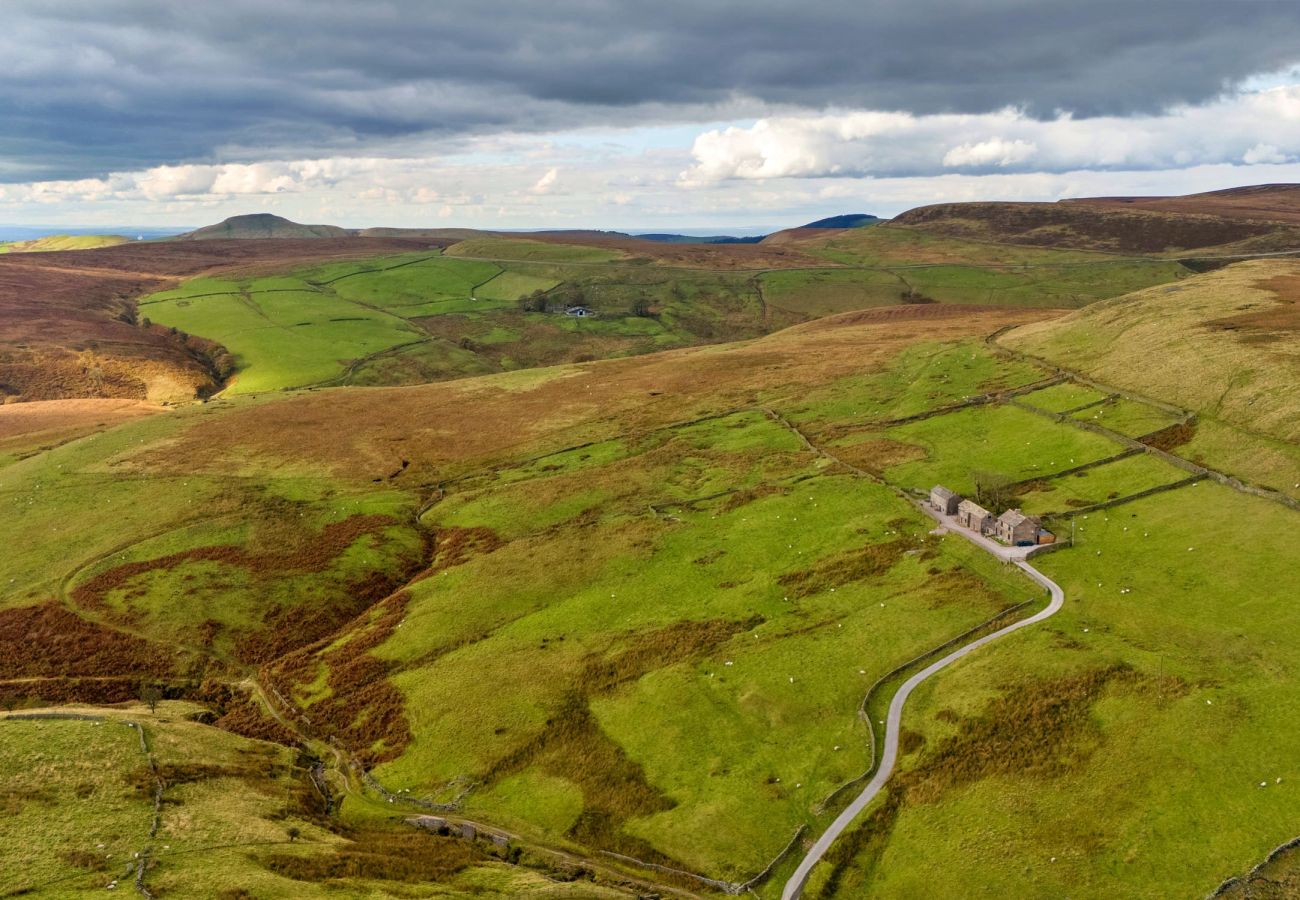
[995,509,1040,545]
[956,499,994,533]
[930,485,960,515]
[565,306,596,317]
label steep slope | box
[1002,258,1300,500]
[1004,259,1300,441]
[173,212,351,240]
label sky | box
[4,0,1300,231]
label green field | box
[140,250,773,394]
[1019,381,1110,413]
[0,705,611,899]
[760,268,907,316]
[340,410,1035,878]
[446,237,627,263]
[1014,452,1191,515]
[810,483,1300,898]
[881,404,1121,495]
[1071,396,1181,438]
[7,253,1300,898]
[794,225,1190,308]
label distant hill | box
[172,213,351,241]
[0,234,128,254]
[634,233,764,245]
[359,226,489,241]
[1063,184,1300,224]
[892,185,1300,255]
[801,214,880,229]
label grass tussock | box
[902,665,1141,803]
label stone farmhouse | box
[929,485,960,515]
[956,498,994,533]
[995,508,1040,545]
[930,485,1054,546]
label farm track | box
[781,540,1065,900]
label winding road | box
[781,508,1067,900]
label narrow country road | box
[780,508,1067,900]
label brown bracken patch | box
[826,437,927,476]
[265,527,505,767]
[260,828,484,884]
[67,513,417,666]
[1208,274,1300,334]
[0,600,175,680]
[268,591,415,767]
[778,537,918,599]
[1141,420,1197,452]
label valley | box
[3,192,1300,899]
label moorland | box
[3,185,1300,899]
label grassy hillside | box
[1,704,625,899]
[0,234,128,253]
[1,305,1055,895]
[766,225,1190,310]
[139,249,772,395]
[4,286,1300,896]
[1003,259,1300,496]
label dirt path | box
[780,511,1066,900]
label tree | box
[972,470,1014,512]
[517,289,549,313]
[139,681,163,714]
[286,826,301,843]
[630,295,653,318]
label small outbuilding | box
[995,508,1040,546]
[957,499,994,534]
[929,485,960,515]
[565,305,596,317]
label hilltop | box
[802,213,881,229]
[172,212,351,241]
[893,184,1300,255]
[1066,183,1300,224]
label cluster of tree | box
[517,289,550,313]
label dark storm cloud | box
[4,0,1300,180]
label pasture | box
[808,483,1300,898]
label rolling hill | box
[0,233,129,253]
[1065,183,1300,224]
[892,184,1300,255]
[173,212,352,240]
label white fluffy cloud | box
[684,85,1300,183]
[4,81,1300,231]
